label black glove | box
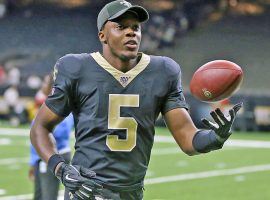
[201,102,243,143]
[72,169,104,200]
[56,163,102,199]
[71,184,103,200]
[72,186,121,200]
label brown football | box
[190,60,243,102]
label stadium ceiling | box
[7,0,270,10]
[6,0,270,14]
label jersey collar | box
[91,52,150,87]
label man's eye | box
[133,26,140,31]
[117,25,124,30]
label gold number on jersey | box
[107,94,139,151]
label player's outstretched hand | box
[201,102,243,143]
[56,164,102,199]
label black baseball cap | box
[97,0,149,31]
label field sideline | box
[0,127,269,200]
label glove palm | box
[201,102,243,143]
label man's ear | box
[98,31,107,44]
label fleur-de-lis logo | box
[50,87,55,96]
[53,65,58,81]
[119,0,132,7]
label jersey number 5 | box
[107,94,139,152]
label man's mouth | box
[125,40,138,49]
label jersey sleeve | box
[45,57,73,117]
[161,57,188,114]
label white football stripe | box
[154,136,270,148]
[0,190,64,200]
[225,139,270,148]
[0,128,29,136]
[152,147,180,155]
[0,139,11,145]
[0,190,6,196]
[145,164,270,185]
[1,164,270,199]
[0,158,28,165]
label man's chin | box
[120,51,138,61]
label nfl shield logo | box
[119,0,132,7]
[120,75,130,86]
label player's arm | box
[30,103,63,164]
[164,108,198,155]
[164,103,243,155]
[162,57,242,155]
[30,103,102,199]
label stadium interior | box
[0,1,270,200]
[0,0,269,128]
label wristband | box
[48,154,65,175]
[192,130,223,153]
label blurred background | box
[0,0,269,130]
[0,0,269,199]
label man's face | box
[100,12,142,61]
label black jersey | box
[46,52,188,190]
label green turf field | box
[0,127,269,200]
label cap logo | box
[119,0,132,7]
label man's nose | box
[126,27,136,37]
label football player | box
[30,0,242,199]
